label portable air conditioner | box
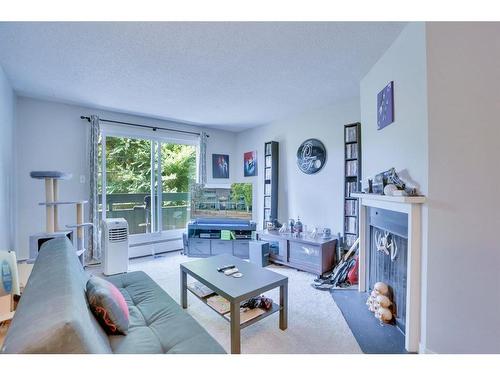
[101,218,129,276]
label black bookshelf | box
[343,123,361,251]
[263,141,279,229]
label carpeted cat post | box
[29,171,90,264]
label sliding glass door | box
[159,142,196,231]
[98,131,196,246]
[101,136,153,235]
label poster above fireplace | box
[377,81,394,130]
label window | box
[98,130,197,244]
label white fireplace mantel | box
[351,193,426,353]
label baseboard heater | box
[129,248,182,260]
[129,237,181,247]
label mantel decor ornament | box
[370,167,417,196]
[296,138,327,174]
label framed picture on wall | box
[212,154,230,178]
[243,151,257,177]
[377,81,395,130]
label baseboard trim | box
[419,342,437,354]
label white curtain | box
[198,131,208,186]
[87,115,101,262]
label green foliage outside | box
[230,183,253,211]
[159,143,197,193]
[101,136,196,197]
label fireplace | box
[352,192,425,353]
[368,207,408,332]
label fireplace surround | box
[352,193,425,353]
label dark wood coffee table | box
[180,254,288,354]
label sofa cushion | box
[105,271,225,354]
[0,237,112,354]
[86,276,130,335]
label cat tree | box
[29,171,92,264]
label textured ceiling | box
[0,22,405,131]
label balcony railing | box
[99,192,190,235]
[99,192,252,235]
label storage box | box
[249,240,270,267]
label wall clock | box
[296,138,327,175]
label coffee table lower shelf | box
[186,287,282,329]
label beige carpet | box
[120,251,362,354]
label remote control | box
[217,264,235,272]
[224,268,239,276]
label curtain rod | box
[80,116,209,137]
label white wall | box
[0,66,15,250]
[360,22,428,194]
[235,98,360,232]
[425,22,500,354]
[14,96,237,260]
